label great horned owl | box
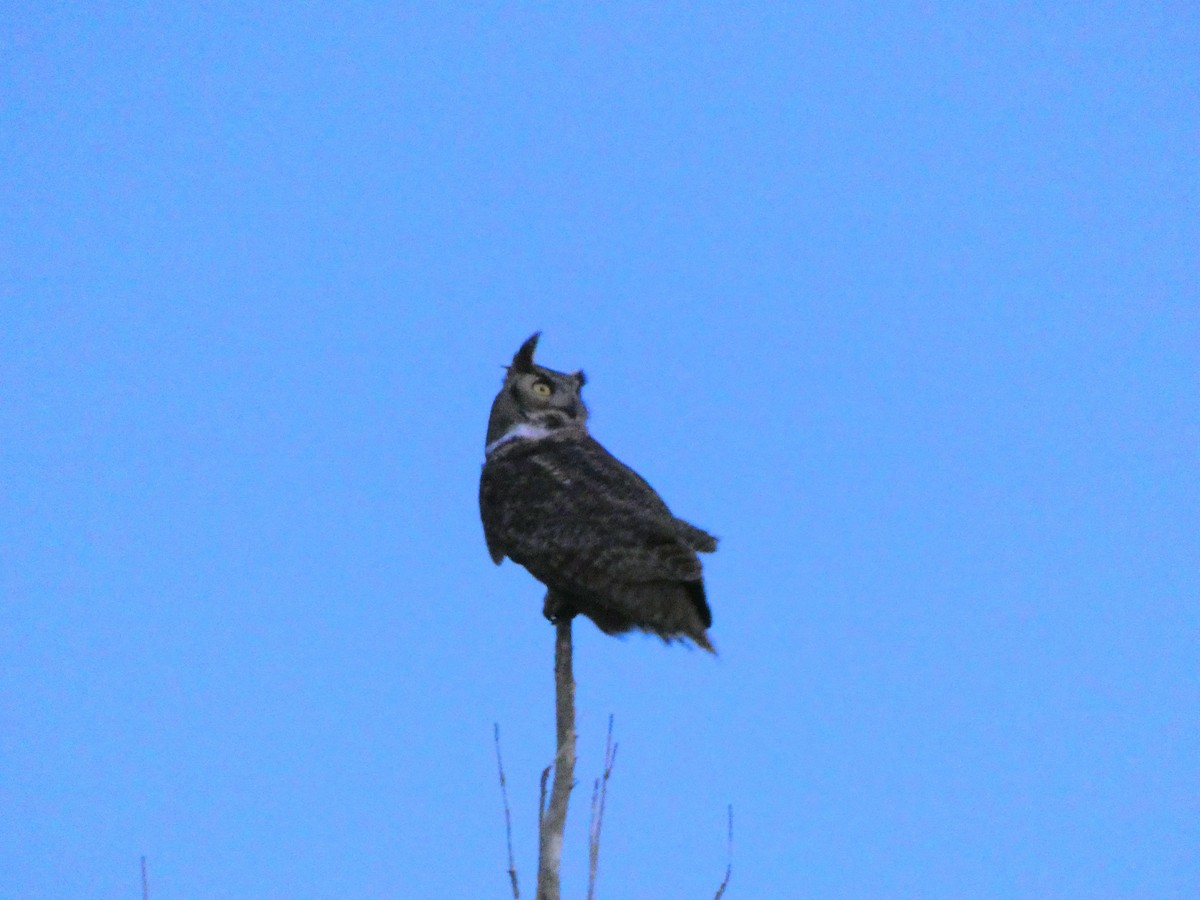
[479,333,718,652]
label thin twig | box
[536,618,576,900]
[713,805,733,899]
[588,779,601,889]
[587,715,618,900]
[141,856,148,900]
[493,724,521,899]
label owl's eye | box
[531,381,553,397]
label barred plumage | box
[479,333,717,652]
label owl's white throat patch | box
[485,422,555,456]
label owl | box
[479,333,718,652]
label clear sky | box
[3,3,1196,898]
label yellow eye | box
[531,381,553,397]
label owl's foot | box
[542,591,577,625]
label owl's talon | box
[542,593,576,624]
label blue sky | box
[2,3,1196,897]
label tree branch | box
[587,715,618,900]
[538,764,550,838]
[713,805,733,899]
[493,724,521,899]
[536,618,576,900]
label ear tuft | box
[574,369,587,387]
[512,332,541,373]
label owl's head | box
[486,333,589,451]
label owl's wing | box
[581,444,718,552]
[482,520,507,565]
[479,434,702,589]
[479,476,510,565]
[673,518,718,553]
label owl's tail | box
[571,581,716,654]
[691,630,717,654]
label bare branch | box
[713,805,733,899]
[587,715,618,900]
[141,856,148,900]
[536,618,576,900]
[493,724,521,899]
[588,779,601,892]
[538,765,551,838]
